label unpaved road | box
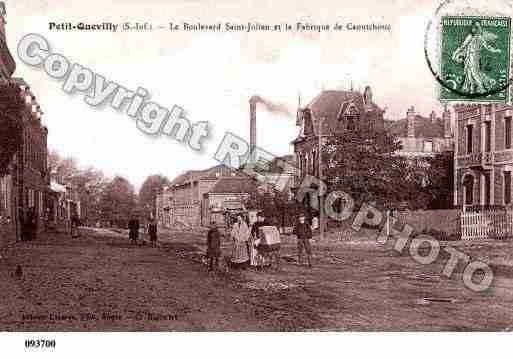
[1,227,513,331]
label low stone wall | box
[394,209,461,235]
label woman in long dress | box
[452,21,502,94]
[230,215,250,268]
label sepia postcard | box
[0,0,512,357]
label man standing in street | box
[206,220,221,272]
[147,217,158,247]
[293,214,313,268]
[128,216,140,245]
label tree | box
[421,151,454,209]
[245,185,305,229]
[322,123,415,210]
[99,176,137,228]
[48,150,109,225]
[0,83,24,177]
[138,174,170,219]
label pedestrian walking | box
[128,216,140,245]
[230,215,250,269]
[147,218,158,247]
[206,220,222,271]
[18,207,27,242]
[250,212,269,268]
[26,207,37,241]
[70,212,81,238]
[293,214,313,267]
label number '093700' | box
[25,339,56,349]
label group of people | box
[206,212,314,272]
[128,217,158,246]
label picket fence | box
[461,209,513,240]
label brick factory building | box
[156,165,255,228]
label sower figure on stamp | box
[452,21,502,94]
[293,213,313,268]
[206,220,221,272]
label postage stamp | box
[439,16,511,103]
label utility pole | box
[190,172,194,205]
[318,117,324,241]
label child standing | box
[206,221,222,271]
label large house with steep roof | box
[292,87,385,183]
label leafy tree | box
[138,174,170,219]
[421,151,454,210]
[0,83,24,177]
[99,176,137,228]
[48,150,109,225]
[322,123,415,211]
[245,185,305,229]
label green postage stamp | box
[439,16,511,103]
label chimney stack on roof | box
[407,106,415,138]
[443,107,452,138]
[430,110,437,123]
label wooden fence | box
[461,209,513,240]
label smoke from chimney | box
[250,95,292,117]
[249,95,292,154]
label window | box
[466,124,473,154]
[506,117,512,149]
[342,105,359,131]
[484,121,491,153]
[484,173,490,206]
[505,171,511,205]
[346,117,356,131]
[423,141,433,152]
[463,174,474,205]
[312,150,317,176]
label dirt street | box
[1,227,513,331]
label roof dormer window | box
[339,104,359,131]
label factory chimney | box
[249,96,259,155]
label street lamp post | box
[318,117,324,242]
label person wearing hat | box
[293,213,313,267]
[206,220,222,271]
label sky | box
[4,0,512,189]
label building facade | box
[46,180,81,231]
[156,165,250,227]
[0,2,15,82]
[0,78,49,240]
[0,4,50,242]
[454,103,513,208]
[292,87,385,184]
[387,106,454,157]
